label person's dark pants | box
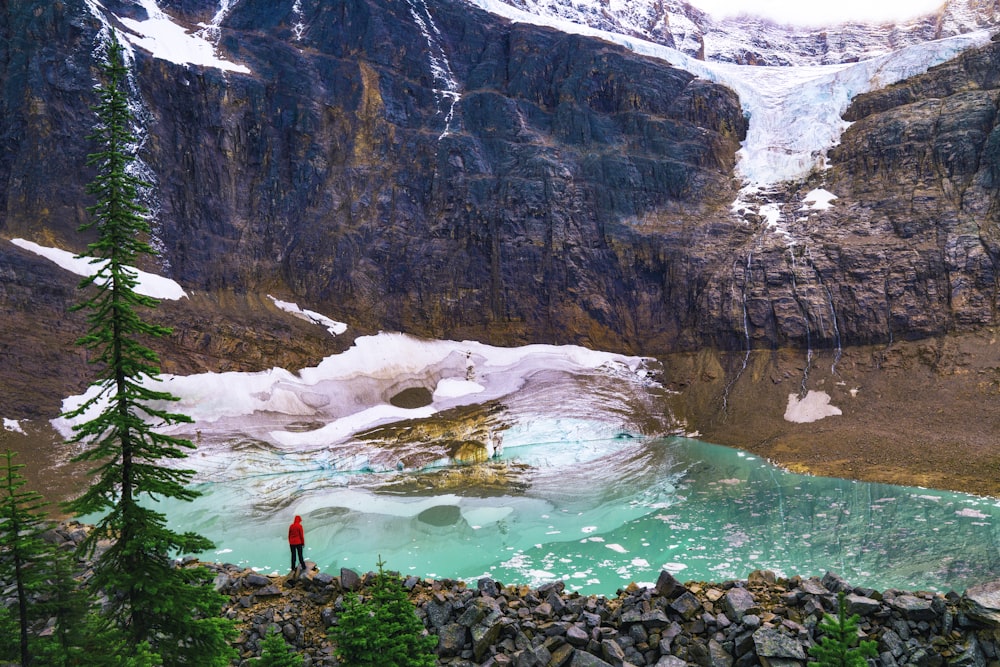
[290,544,305,569]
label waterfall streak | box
[405,0,462,139]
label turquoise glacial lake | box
[156,435,1000,596]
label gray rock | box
[723,587,756,621]
[567,624,590,647]
[880,628,905,657]
[964,580,1000,627]
[426,597,454,628]
[515,645,552,667]
[641,609,671,629]
[570,651,616,667]
[471,609,505,662]
[709,638,734,667]
[821,572,851,593]
[799,579,829,596]
[655,571,685,599]
[890,595,936,621]
[949,635,986,667]
[752,627,806,660]
[671,591,704,620]
[602,637,626,664]
[244,573,271,587]
[655,657,686,667]
[213,573,234,593]
[478,577,501,597]
[339,568,361,592]
[845,593,881,617]
[879,651,900,667]
[438,623,469,657]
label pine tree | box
[0,605,18,662]
[0,449,52,667]
[256,626,304,667]
[329,557,437,667]
[808,590,878,667]
[63,32,235,664]
[31,543,109,667]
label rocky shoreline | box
[205,559,1000,667]
[14,522,1000,666]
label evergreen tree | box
[0,604,18,662]
[31,543,111,667]
[63,32,235,664]
[256,626,304,667]
[808,590,878,667]
[0,449,51,666]
[329,557,437,667]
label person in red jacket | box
[288,515,306,571]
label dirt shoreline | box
[662,332,1000,499]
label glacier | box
[466,0,993,188]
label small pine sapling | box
[0,449,52,667]
[808,590,878,667]
[257,626,304,667]
[329,557,437,667]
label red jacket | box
[288,516,304,545]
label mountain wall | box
[3,0,1000,420]
[501,0,1000,66]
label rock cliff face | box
[3,0,1000,421]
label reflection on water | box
[155,435,1000,596]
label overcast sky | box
[688,0,946,26]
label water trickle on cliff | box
[406,0,462,138]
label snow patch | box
[11,238,187,301]
[784,390,842,423]
[268,295,347,336]
[117,0,250,73]
[801,188,837,211]
[3,418,25,434]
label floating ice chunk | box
[606,543,628,554]
[784,390,842,423]
[462,506,514,527]
[11,238,187,301]
[956,508,989,519]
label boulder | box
[964,580,1000,627]
[752,627,806,661]
[340,568,361,592]
[654,571,686,599]
[570,650,615,667]
[723,587,756,621]
[244,573,271,588]
[670,591,704,620]
[438,623,469,657]
[889,595,936,622]
[845,593,880,617]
